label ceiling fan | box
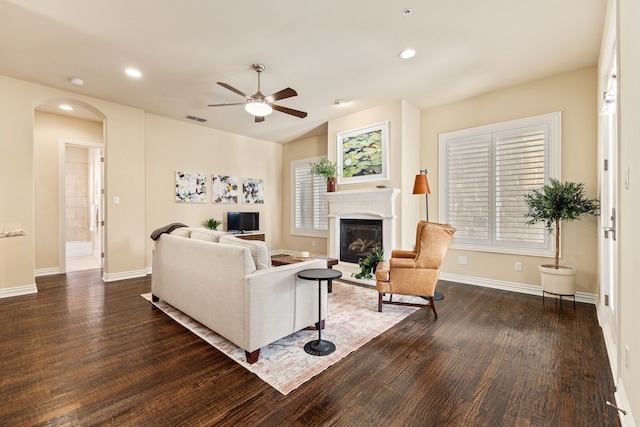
[208,64,308,123]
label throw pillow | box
[170,227,191,238]
[191,228,227,242]
[219,235,271,270]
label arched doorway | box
[33,97,106,276]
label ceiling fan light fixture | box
[245,100,273,116]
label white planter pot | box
[539,264,576,295]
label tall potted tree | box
[310,158,338,192]
[524,179,599,295]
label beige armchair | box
[375,221,456,317]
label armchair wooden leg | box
[429,297,438,318]
[378,293,383,312]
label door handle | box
[603,226,616,240]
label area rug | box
[142,281,423,394]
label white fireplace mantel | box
[326,188,400,277]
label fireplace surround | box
[326,188,400,279]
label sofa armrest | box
[243,258,328,352]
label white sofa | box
[151,228,328,363]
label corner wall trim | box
[439,273,597,305]
[0,284,38,299]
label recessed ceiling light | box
[399,49,416,59]
[402,8,412,16]
[334,99,349,106]
[70,77,84,86]
[59,104,74,111]
[125,68,142,78]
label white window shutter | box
[291,158,328,237]
[439,112,560,256]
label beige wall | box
[280,134,328,253]
[327,100,423,251]
[33,111,103,270]
[144,113,283,265]
[618,0,640,418]
[422,67,599,294]
[0,74,146,286]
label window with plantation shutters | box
[439,112,561,256]
[291,157,328,237]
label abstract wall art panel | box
[242,177,264,204]
[175,171,207,203]
[212,175,239,203]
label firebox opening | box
[340,219,383,264]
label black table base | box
[304,339,336,356]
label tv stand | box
[235,232,265,242]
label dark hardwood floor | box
[0,270,620,426]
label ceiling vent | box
[185,114,208,123]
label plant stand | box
[543,290,576,311]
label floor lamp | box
[412,169,444,300]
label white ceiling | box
[0,0,606,144]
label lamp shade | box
[245,100,273,116]
[412,173,431,195]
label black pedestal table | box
[297,268,342,356]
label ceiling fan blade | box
[207,102,245,107]
[264,87,298,103]
[217,82,251,99]
[271,104,308,118]
[255,115,265,123]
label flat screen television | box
[227,212,259,233]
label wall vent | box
[184,115,208,123]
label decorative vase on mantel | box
[327,176,336,193]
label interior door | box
[600,53,619,379]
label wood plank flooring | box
[0,270,620,426]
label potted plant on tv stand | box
[202,218,222,230]
[309,158,338,192]
[524,179,599,296]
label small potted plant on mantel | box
[524,179,599,296]
[309,158,338,192]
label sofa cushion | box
[190,228,227,242]
[219,235,271,270]
[169,227,192,238]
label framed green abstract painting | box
[337,121,389,184]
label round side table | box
[297,268,342,356]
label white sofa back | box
[151,232,328,362]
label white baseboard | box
[615,379,637,427]
[35,267,61,277]
[0,284,38,299]
[102,269,148,282]
[439,272,597,304]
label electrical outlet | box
[458,256,467,265]
[113,196,120,205]
[311,241,316,247]
[515,262,522,271]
